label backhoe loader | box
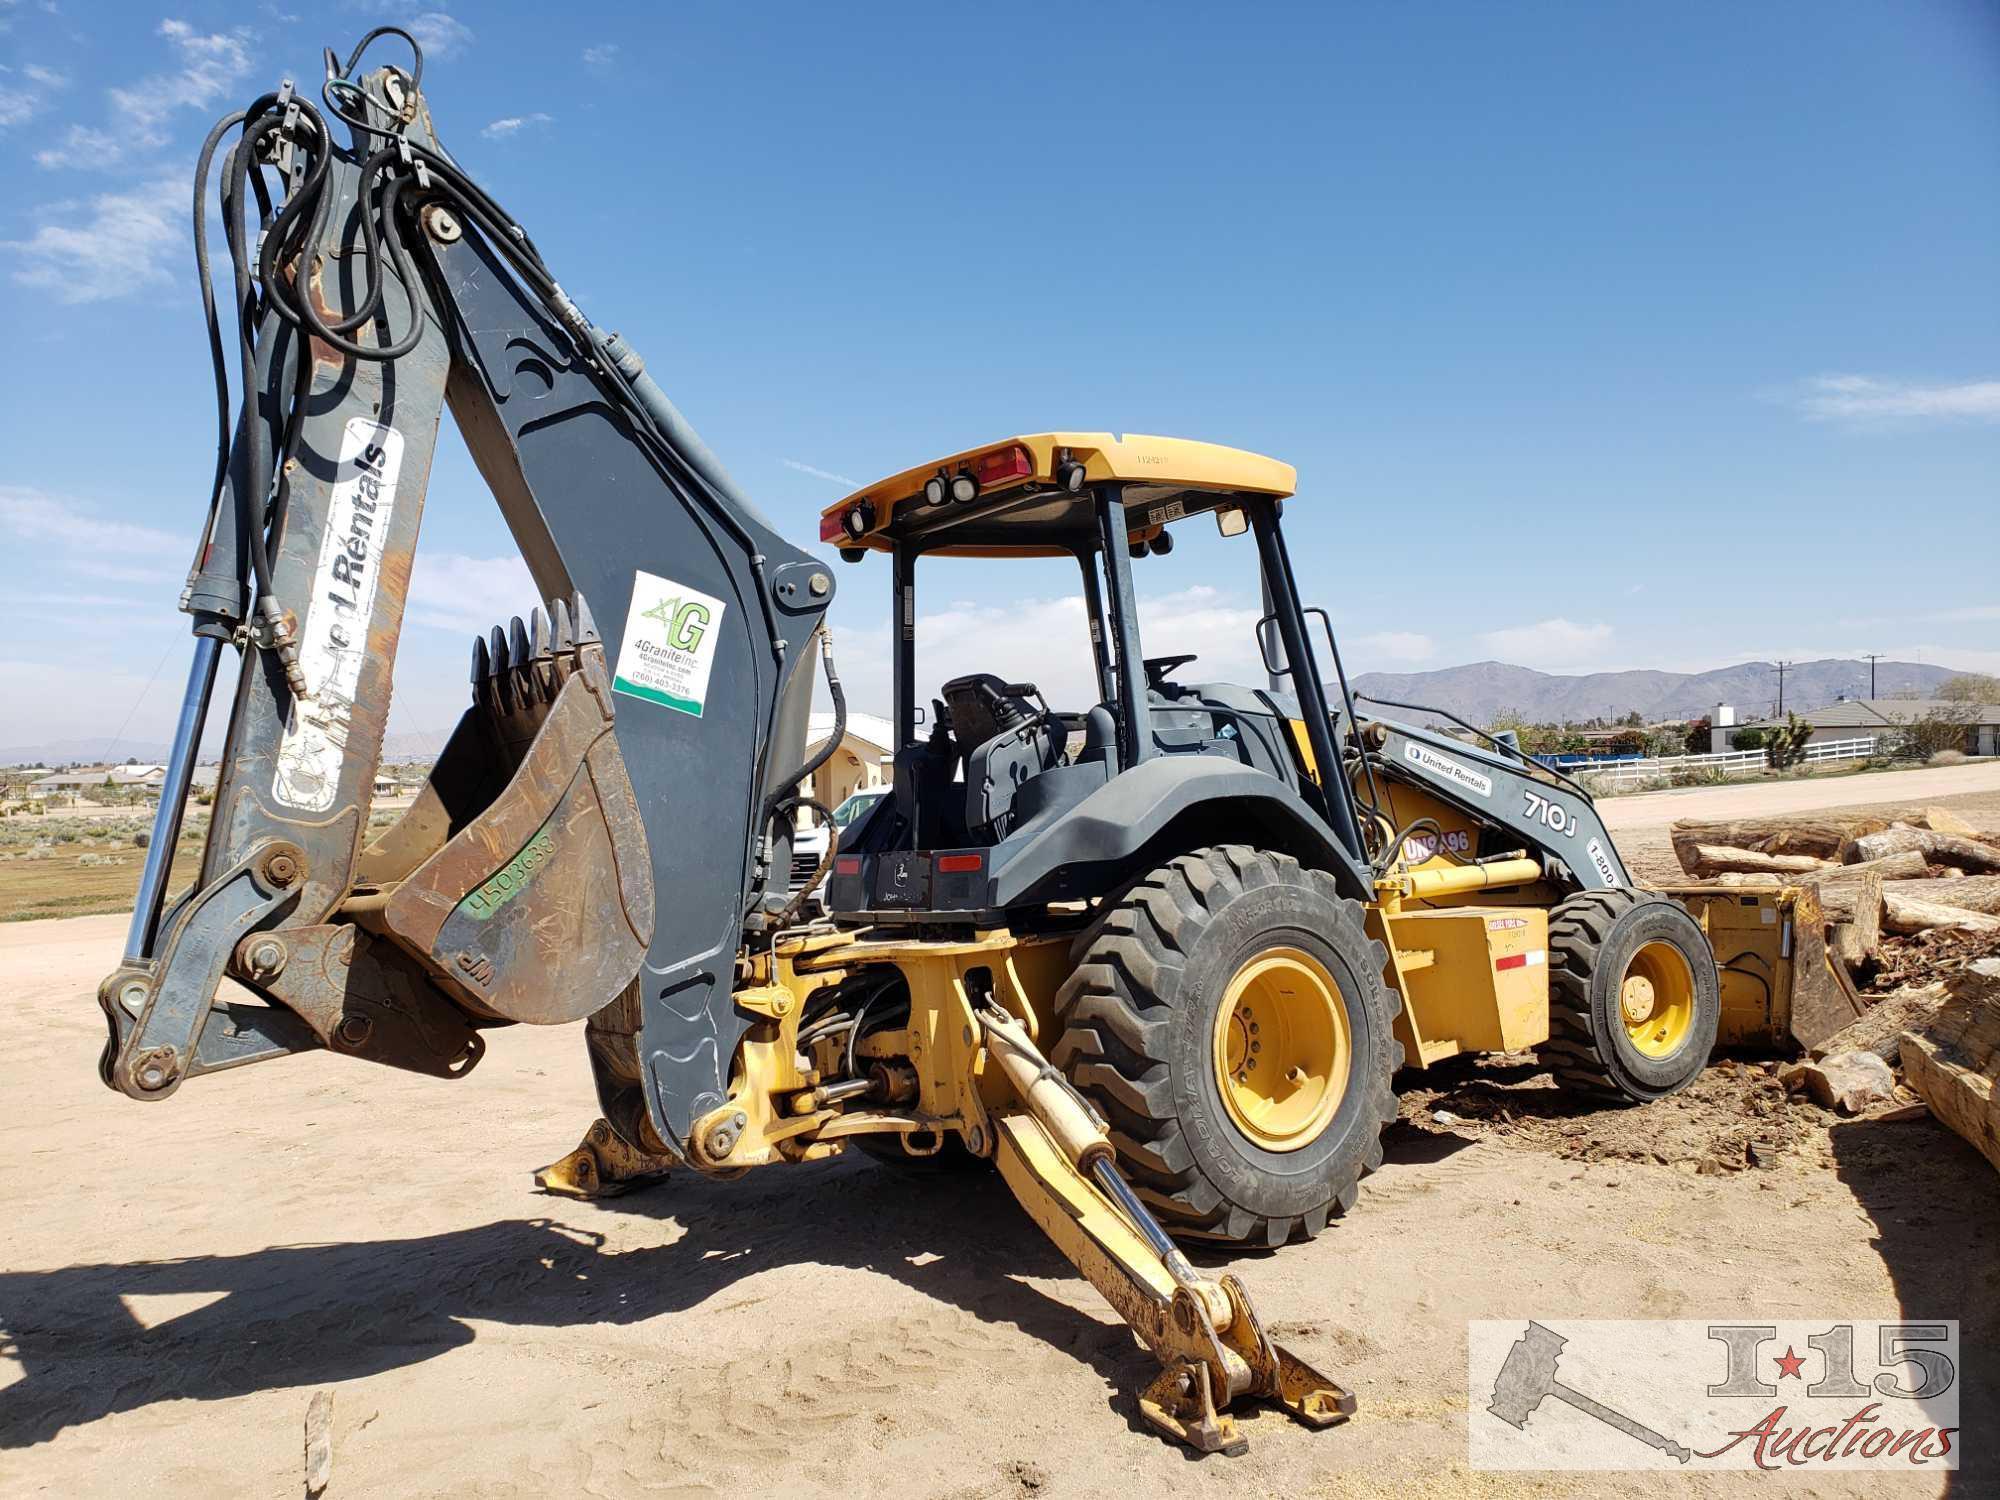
[99,29,1726,1457]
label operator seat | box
[939,673,1065,843]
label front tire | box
[1051,846,1402,1247]
[1538,889,1719,1103]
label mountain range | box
[0,660,1968,766]
[1348,658,1957,727]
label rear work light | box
[972,444,1034,489]
[837,500,876,539]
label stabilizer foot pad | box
[533,1118,675,1199]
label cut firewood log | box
[1799,850,1929,921]
[1685,843,1836,877]
[1866,874,2000,915]
[1832,922,1866,972]
[1899,961,2000,1173]
[1670,814,1894,871]
[1852,873,1883,961]
[1812,985,1946,1066]
[1924,806,1981,837]
[1849,828,2000,873]
[1882,892,2000,935]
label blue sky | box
[1,1,1995,750]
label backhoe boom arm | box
[99,52,832,1156]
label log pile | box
[1671,806,2000,1171]
[1672,806,2000,969]
[1899,960,2000,1173]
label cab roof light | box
[831,500,876,541]
[949,471,979,504]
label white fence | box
[1565,736,1879,791]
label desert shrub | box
[1929,749,1969,768]
[1731,727,1768,751]
[1903,706,1976,760]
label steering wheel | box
[1143,654,1198,690]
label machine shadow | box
[0,1155,1168,1449]
[1828,1115,1998,1494]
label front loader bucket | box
[369,596,655,1025]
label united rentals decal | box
[612,570,727,717]
[273,418,403,813]
[1403,740,1494,799]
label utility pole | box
[1775,660,1793,718]
[1863,652,1883,698]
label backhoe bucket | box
[365,595,655,1025]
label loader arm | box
[98,50,831,1152]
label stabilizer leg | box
[980,1011,1354,1455]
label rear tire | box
[1538,889,1719,1103]
[1051,846,1402,1247]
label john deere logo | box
[614,570,727,718]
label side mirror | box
[1216,507,1249,538]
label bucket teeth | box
[551,596,575,654]
[573,592,600,644]
[470,633,490,684]
[529,607,552,661]
[508,615,530,673]
[489,625,510,678]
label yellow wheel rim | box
[1212,947,1351,1153]
[1619,940,1697,1058]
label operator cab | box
[816,433,1366,923]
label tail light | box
[972,444,1034,488]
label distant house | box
[799,711,895,823]
[28,768,111,800]
[1748,698,2000,757]
[108,764,167,789]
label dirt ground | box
[5,768,2000,1498]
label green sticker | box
[456,822,557,923]
[613,570,727,717]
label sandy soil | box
[5,768,1999,1498]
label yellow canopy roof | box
[819,432,1295,556]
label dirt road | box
[2,909,1991,1498]
[1597,761,2000,833]
[1603,761,2000,886]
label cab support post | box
[1249,502,1369,875]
